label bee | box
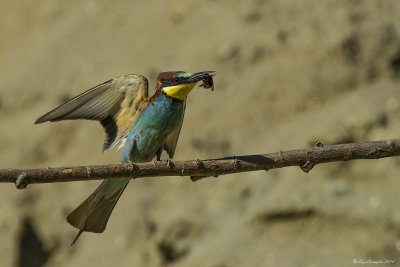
[200,72,215,91]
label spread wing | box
[35,74,149,152]
[163,99,186,158]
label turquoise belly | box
[120,92,184,163]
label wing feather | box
[35,75,149,152]
[163,99,186,158]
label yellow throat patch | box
[162,83,196,100]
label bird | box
[35,71,215,244]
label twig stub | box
[15,172,29,189]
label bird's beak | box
[161,71,216,100]
[187,71,216,83]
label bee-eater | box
[35,71,215,244]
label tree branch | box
[1,139,399,189]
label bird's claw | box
[153,159,174,168]
[128,160,140,173]
[166,159,175,168]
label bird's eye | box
[174,78,180,83]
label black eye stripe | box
[162,77,188,87]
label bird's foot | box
[128,160,141,173]
[153,159,174,168]
[166,159,174,168]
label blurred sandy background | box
[1,0,400,266]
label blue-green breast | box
[120,92,184,163]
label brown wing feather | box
[35,74,149,152]
[164,99,186,158]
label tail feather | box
[67,178,130,245]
